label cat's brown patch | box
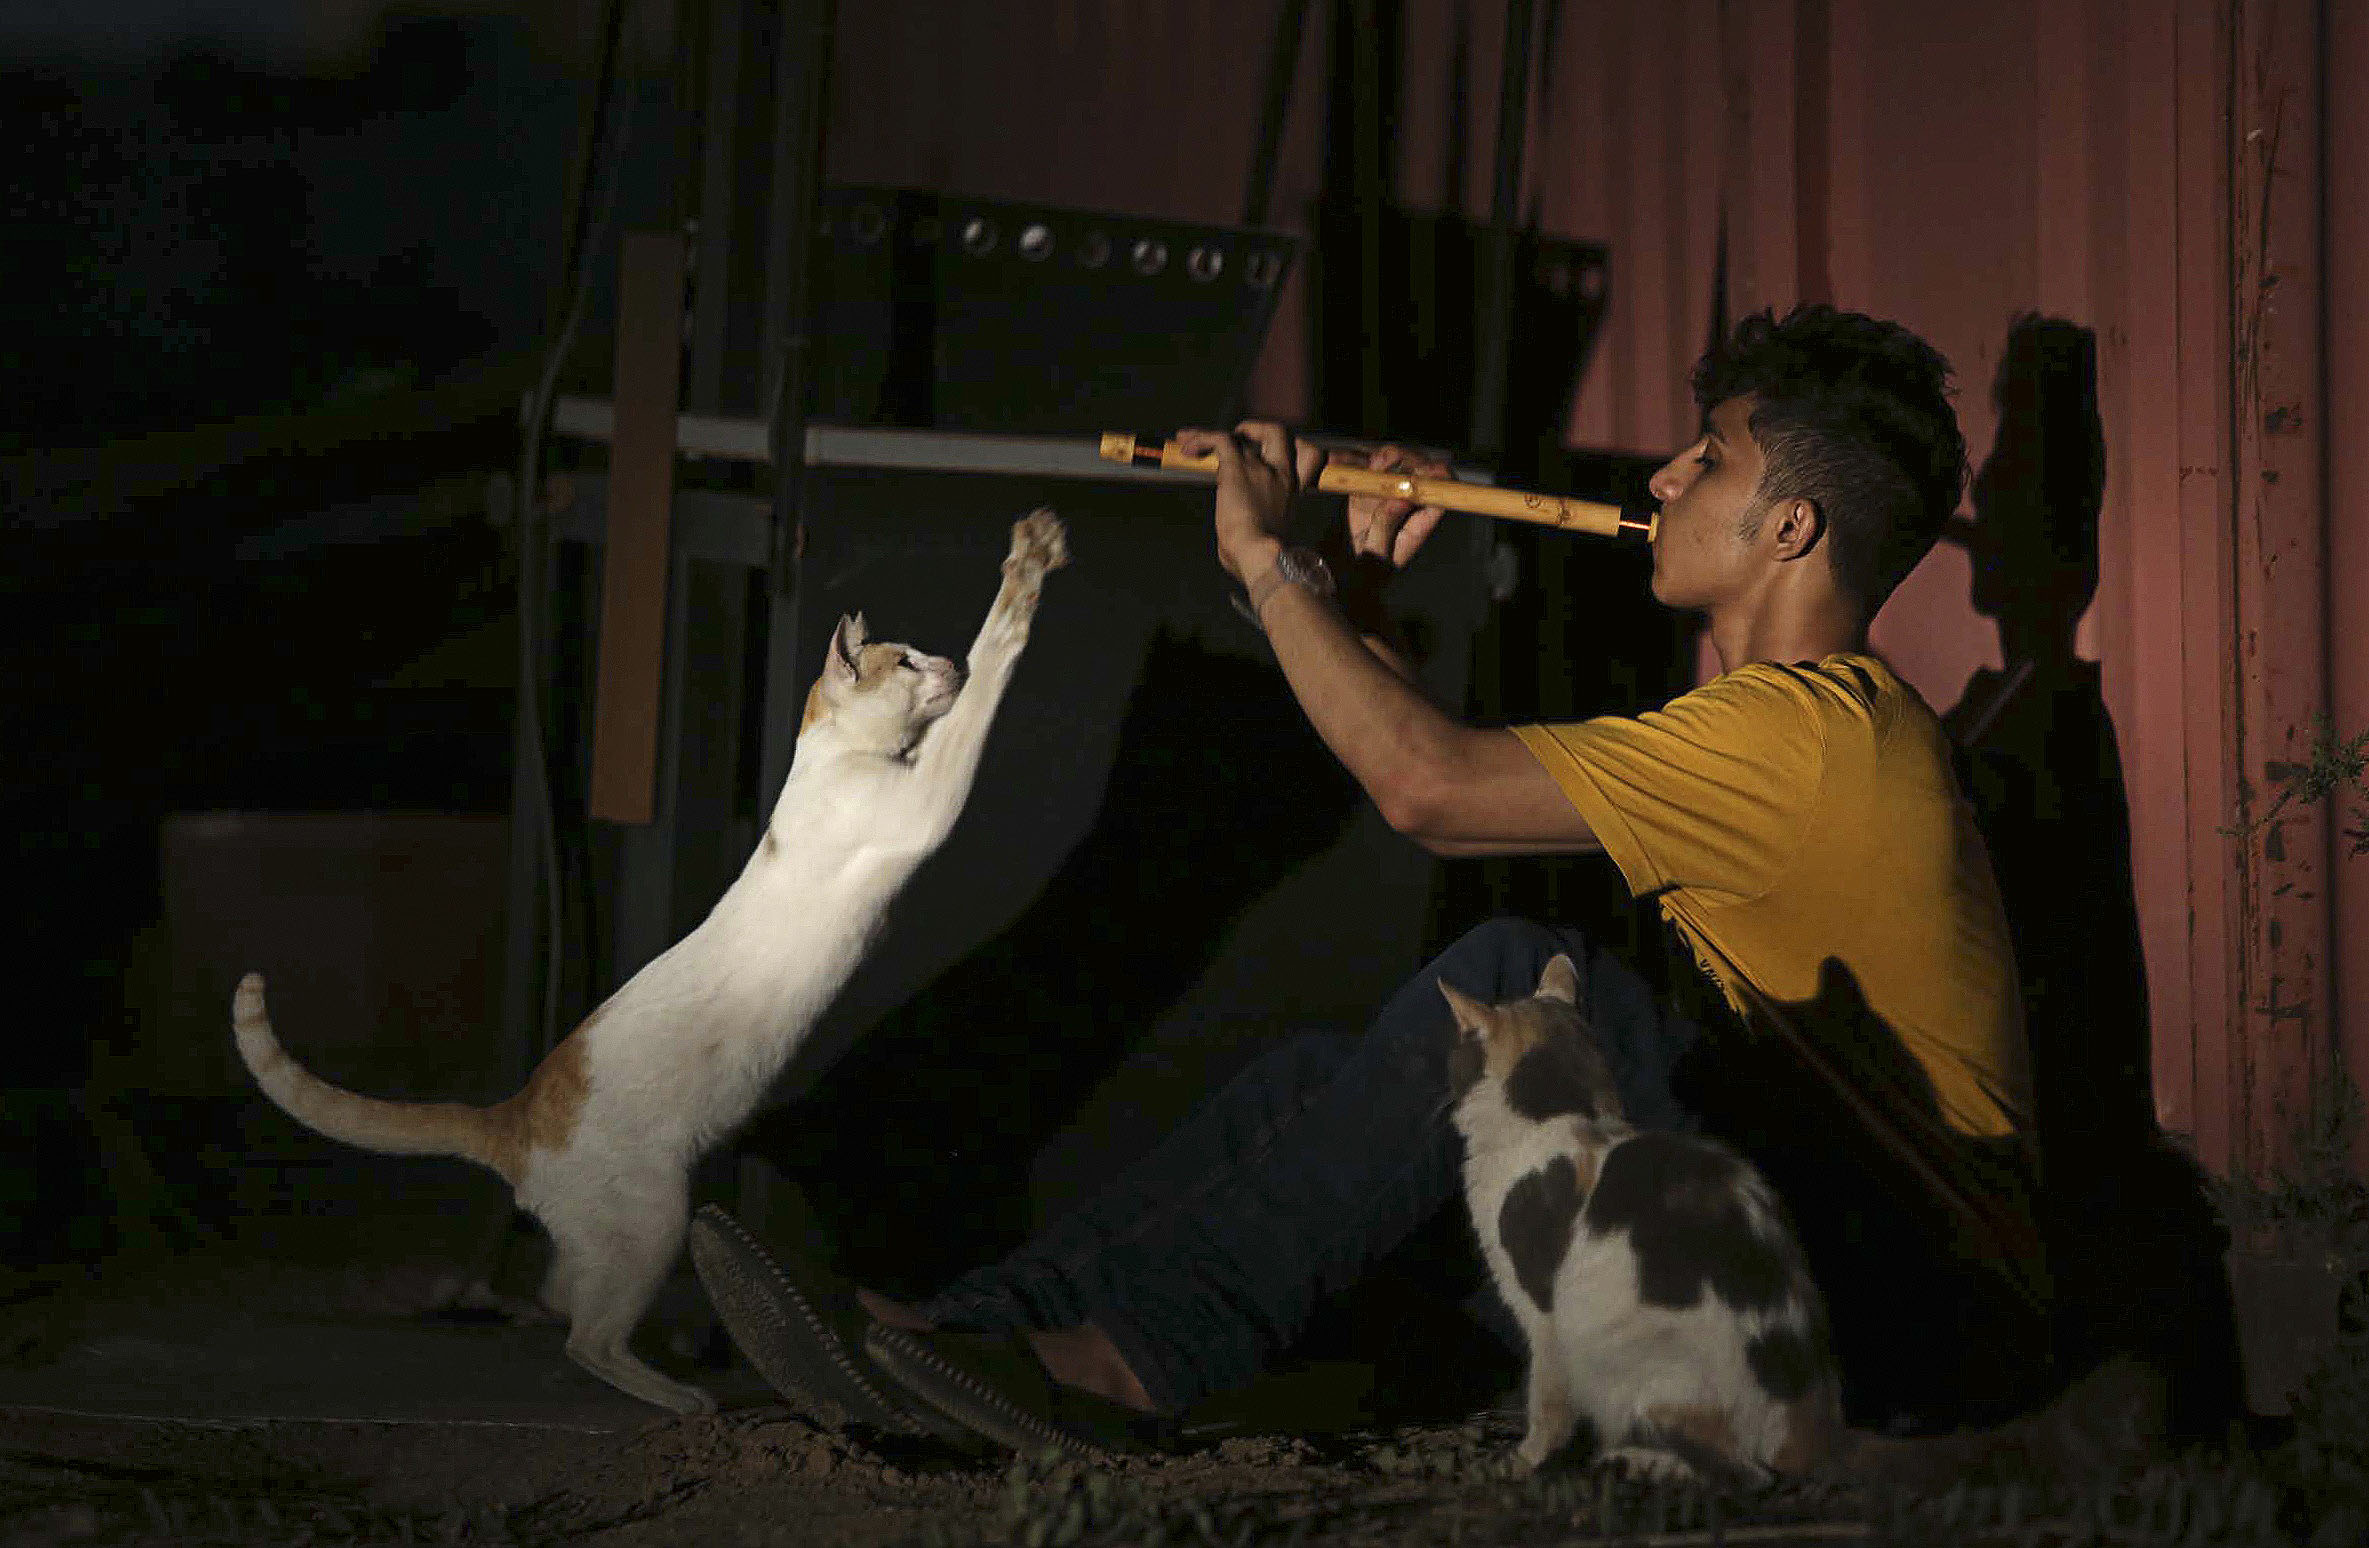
[1478,1004,1558,1075]
[802,644,913,737]
[483,1007,599,1183]
[1438,982,1561,1080]
[1643,1402,1741,1463]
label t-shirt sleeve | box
[1512,666,1827,903]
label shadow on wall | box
[744,630,1364,1295]
[1940,313,2242,1437]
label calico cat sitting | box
[1441,956,1844,1482]
[231,510,1069,1414]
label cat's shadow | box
[740,629,1364,1292]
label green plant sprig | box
[2220,716,2369,857]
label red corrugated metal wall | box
[2331,0,2369,1178]
[818,0,2366,1182]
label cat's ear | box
[827,614,865,683]
[1437,978,1491,1036]
[1537,954,1579,1005]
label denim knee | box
[1430,916,1588,1004]
[1260,1028,1362,1085]
[1426,915,1702,1133]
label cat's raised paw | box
[1005,508,1069,578]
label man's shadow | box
[1941,314,2241,1436]
[1676,955,2056,1434]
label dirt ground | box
[0,1216,1877,1548]
[0,1236,1848,1548]
[0,1398,1924,1548]
[1,1168,2358,1548]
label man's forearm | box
[1334,564,1419,683]
[1243,550,1604,858]
[1250,564,1467,826]
[1198,424,1599,857]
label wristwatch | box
[1241,545,1336,623]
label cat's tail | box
[1828,1356,2168,1489]
[231,972,515,1179]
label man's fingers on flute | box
[1234,420,1297,481]
[1292,434,1326,487]
[1356,497,1415,562]
[1393,505,1447,567]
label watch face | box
[1278,547,1335,595]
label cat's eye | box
[898,655,920,671]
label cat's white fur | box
[1443,956,1843,1482]
[232,510,1069,1414]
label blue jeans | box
[918,918,1708,1414]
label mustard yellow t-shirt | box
[1514,654,2032,1143]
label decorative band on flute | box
[1096,432,1657,543]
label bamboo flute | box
[1097,432,1657,543]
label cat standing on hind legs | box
[1441,955,1845,1484]
[231,510,1070,1414]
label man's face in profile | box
[1644,394,1772,613]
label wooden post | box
[588,231,687,826]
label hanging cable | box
[511,0,636,1063]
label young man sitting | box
[690,304,2051,1456]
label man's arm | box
[1245,560,1601,856]
[1177,421,1598,857]
[1327,553,1422,684]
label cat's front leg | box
[1515,1337,1582,1472]
[909,510,1068,811]
[966,508,1068,672]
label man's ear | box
[1769,496,1826,562]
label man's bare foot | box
[854,1290,1155,1415]
[1025,1324,1157,1414]
[856,1288,936,1331]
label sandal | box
[687,1204,959,1440]
[862,1324,1173,1459]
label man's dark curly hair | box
[1691,304,1969,614]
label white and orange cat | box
[232,510,1069,1414]
[1442,956,1844,1483]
